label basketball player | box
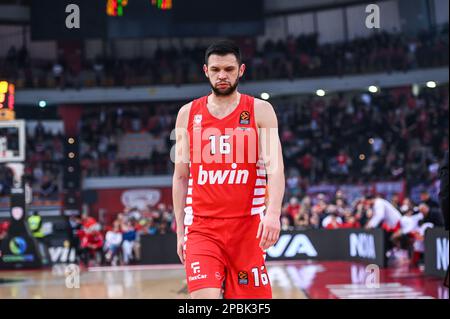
[172,40,285,299]
[365,194,402,230]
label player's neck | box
[209,91,240,108]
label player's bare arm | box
[255,98,285,250]
[172,102,191,265]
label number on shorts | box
[251,266,269,287]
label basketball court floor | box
[0,261,447,299]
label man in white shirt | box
[365,195,402,229]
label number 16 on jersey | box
[209,135,231,155]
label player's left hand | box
[256,213,281,250]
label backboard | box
[0,120,25,163]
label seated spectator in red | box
[341,209,361,228]
[78,215,104,267]
[322,213,343,229]
[81,214,97,229]
[79,225,104,267]
[0,221,10,244]
[286,196,301,221]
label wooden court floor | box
[0,261,307,299]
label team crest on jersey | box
[239,111,250,125]
[193,114,202,130]
[238,271,249,285]
[194,114,202,124]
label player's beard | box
[210,75,240,96]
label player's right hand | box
[176,232,185,265]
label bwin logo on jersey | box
[267,234,318,258]
[197,163,249,185]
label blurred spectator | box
[67,215,82,263]
[103,221,123,266]
[39,175,59,199]
[309,213,320,229]
[52,61,64,88]
[419,190,441,219]
[285,197,300,224]
[322,213,343,229]
[0,221,10,246]
[78,215,104,267]
[341,209,361,228]
[148,218,159,235]
[121,221,137,265]
[0,166,14,196]
[418,202,444,227]
[281,215,294,231]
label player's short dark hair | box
[364,193,375,200]
[205,40,242,65]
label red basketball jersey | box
[185,94,266,221]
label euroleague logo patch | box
[239,111,250,125]
[238,271,248,285]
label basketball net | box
[5,162,24,189]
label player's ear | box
[239,63,246,78]
[203,64,209,78]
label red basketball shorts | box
[184,214,272,299]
